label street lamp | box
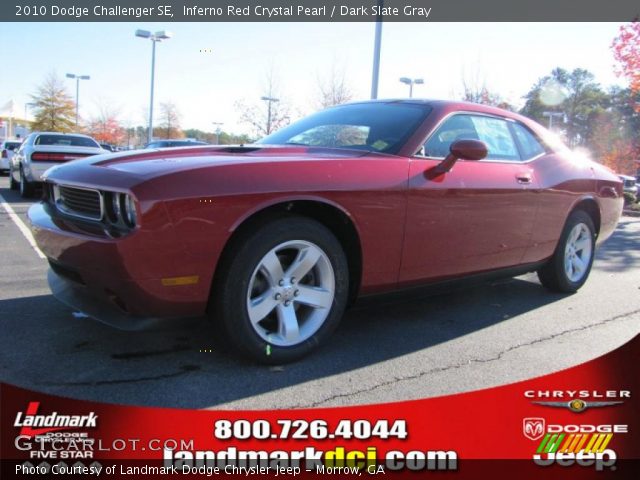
[66,73,90,126]
[211,122,223,145]
[261,96,279,135]
[399,77,424,98]
[136,29,173,144]
[542,111,564,130]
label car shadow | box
[0,184,42,205]
[593,218,640,273]
[0,274,567,408]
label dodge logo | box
[523,418,545,441]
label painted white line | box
[0,193,46,259]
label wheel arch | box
[570,196,601,236]
[212,197,363,307]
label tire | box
[537,210,596,293]
[19,167,34,198]
[212,215,349,364]
[9,166,18,190]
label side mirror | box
[432,139,488,174]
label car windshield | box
[35,134,99,148]
[258,102,431,155]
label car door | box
[399,113,540,285]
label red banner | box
[2,335,638,479]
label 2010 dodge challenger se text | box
[28,100,623,363]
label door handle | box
[516,173,532,185]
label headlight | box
[123,194,137,227]
[111,193,121,222]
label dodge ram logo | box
[523,418,545,441]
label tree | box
[459,65,513,110]
[520,68,607,147]
[612,21,640,111]
[30,72,76,132]
[157,101,184,139]
[316,64,353,109]
[85,100,125,145]
[236,67,291,137]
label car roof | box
[618,174,636,180]
[33,132,95,138]
[335,98,532,123]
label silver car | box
[1,139,22,173]
[9,132,106,197]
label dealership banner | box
[1,336,638,478]
[2,0,639,22]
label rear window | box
[4,142,21,151]
[35,135,99,148]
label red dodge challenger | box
[28,100,623,363]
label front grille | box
[56,185,103,221]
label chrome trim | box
[53,184,104,222]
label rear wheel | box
[19,166,34,198]
[537,210,596,293]
[9,165,18,190]
[213,216,349,364]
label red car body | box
[28,100,623,330]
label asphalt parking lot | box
[1,174,639,409]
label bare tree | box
[236,66,291,137]
[157,101,184,139]
[316,63,353,109]
[460,64,512,109]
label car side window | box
[423,114,521,161]
[511,123,546,159]
[468,116,520,161]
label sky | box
[0,22,627,135]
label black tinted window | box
[259,103,431,155]
[35,135,99,148]
[5,142,21,151]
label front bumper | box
[48,268,171,330]
[29,201,210,328]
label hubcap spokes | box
[564,223,592,283]
[247,241,335,347]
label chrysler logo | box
[523,417,545,441]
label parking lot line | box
[0,193,46,259]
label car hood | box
[45,145,374,180]
[41,145,386,194]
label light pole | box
[261,96,279,135]
[370,0,384,99]
[212,122,223,144]
[24,102,36,131]
[136,29,173,144]
[65,73,90,126]
[542,111,564,130]
[399,77,424,98]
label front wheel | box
[537,210,596,293]
[213,216,349,364]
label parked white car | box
[9,132,106,197]
[1,139,22,173]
